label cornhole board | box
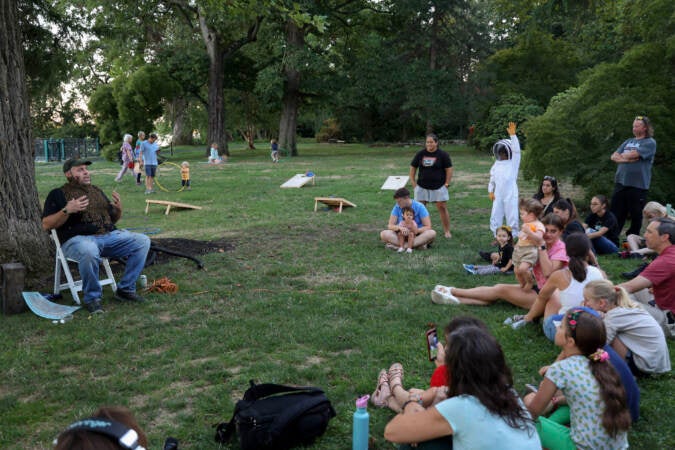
[145,200,202,215]
[281,173,315,188]
[381,175,409,190]
[314,197,356,213]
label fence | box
[34,138,100,162]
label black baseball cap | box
[63,159,92,173]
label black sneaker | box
[621,262,649,280]
[114,289,146,303]
[478,251,492,262]
[84,299,104,314]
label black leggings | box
[610,184,647,237]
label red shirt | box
[430,365,448,387]
[641,244,675,314]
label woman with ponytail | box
[506,233,604,340]
[525,309,631,449]
[583,280,671,375]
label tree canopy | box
[16,0,675,199]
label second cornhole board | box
[281,173,315,188]
[145,200,202,215]
[314,197,356,213]
[381,175,409,190]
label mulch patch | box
[149,238,235,265]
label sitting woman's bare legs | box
[451,284,537,309]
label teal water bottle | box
[353,394,370,450]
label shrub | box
[101,142,123,162]
[315,118,342,142]
[472,94,544,153]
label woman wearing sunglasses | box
[610,115,656,238]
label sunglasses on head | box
[543,176,556,182]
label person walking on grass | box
[114,134,134,182]
[140,133,160,194]
[134,131,145,186]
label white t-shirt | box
[558,265,604,314]
[434,394,540,450]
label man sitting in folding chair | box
[42,159,151,314]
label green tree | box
[523,39,674,202]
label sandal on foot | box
[371,370,391,407]
[388,363,404,391]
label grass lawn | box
[1,141,673,449]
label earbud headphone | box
[57,417,146,450]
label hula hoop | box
[154,160,185,192]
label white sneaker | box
[431,285,459,305]
[503,314,524,325]
[406,248,413,254]
[397,247,405,253]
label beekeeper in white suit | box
[488,122,521,240]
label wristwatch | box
[61,207,68,215]
[539,245,546,251]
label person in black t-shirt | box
[409,134,453,238]
[583,195,620,254]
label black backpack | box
[214,380,336,450]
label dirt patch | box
[148,237,235,266]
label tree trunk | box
[426,3,441,135]
[198,13,229,156]
[278,19,304,157]
[0,0,52,285]
[238,126,256,150]
[170,96,193,145]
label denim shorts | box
[543,314,563,342]
[144,164,157,177]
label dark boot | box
[621,262,649,280]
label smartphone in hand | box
[426,327,439,361]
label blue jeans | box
[591,236,618,254]
[62,230,151,303]
[543,314,563,342]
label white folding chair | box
[51,229,117,304]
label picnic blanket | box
[22,292,81,320]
